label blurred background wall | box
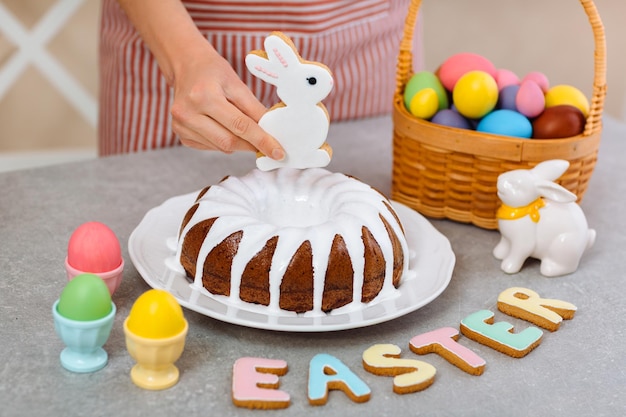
[0,0,624,170]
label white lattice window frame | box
[0,0,97,128]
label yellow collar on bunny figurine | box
[496,198,546,223]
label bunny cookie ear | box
[263,32,303,69]
[245,32,304,86]
[245,53,280,86]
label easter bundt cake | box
[176,167,409,314]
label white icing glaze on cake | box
[175,167,409,313]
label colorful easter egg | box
[477,109,532,138]
[545,85,589,117]
[521,71,550,93]
[57,273,113,321]
[516,80,545,118]
[404,71,448,116]
[408,88,439,119]
[494,68,520,91]
[532,105,586,139]
[431,109,472,129]
[497,85,520,111]
[438,52,497,91]
[453,70,499,119]
[127,289,186,339]
[67,222,122,273]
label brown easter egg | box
[532,105,586,139]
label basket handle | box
[394,0,607,137]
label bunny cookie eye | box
[307,77,317,85]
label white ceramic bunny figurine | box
[245,32,334,171]
[493,159,596,277]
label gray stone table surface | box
[1,115,625,417]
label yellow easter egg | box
[403,71,449,111]
[409,88,439,119]
[453,70,498,119]
[127,289,186,339]
[545,85,589,117]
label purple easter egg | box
[431,109,472,129]
[497,85,520,111]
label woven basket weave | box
[391,0,607,229]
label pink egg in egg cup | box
[65,257,124,296]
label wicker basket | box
[392,0,607,229]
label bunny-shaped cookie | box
[493,159,596,277]
[245,32,334,171]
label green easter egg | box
[404,71,449,111]
[409,88,439,119]
[58,273,112,321]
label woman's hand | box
[169,43,283,159]
[115,0,284,160]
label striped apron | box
[98,0,422,155]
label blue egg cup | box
[52,300,116,373]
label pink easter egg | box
[521,71,550,93]
[437,52,497,91]
[494,69,519,91]
[516,80,545,118]
[67,222,122,273]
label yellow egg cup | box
[123,318,188,390]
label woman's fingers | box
[170,77,284,159]
[206,99,284,159]
[172,112,257,153]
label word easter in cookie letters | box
[231,287,576,409]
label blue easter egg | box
[431,109,472,130]
[477,109,532,138]
[497,85,520,111]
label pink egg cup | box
[65,257,124,296]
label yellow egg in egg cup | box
[123,317,189,390]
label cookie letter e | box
[232,357,290,409]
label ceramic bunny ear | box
[531,159,570,182]
[535,181,577,203]
[531,159,576,202]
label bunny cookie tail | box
[320,143,333,159]
[255,143,331,170]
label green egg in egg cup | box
[52,300,116,373]
[53,273,116,373]
[123,289,189,390]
